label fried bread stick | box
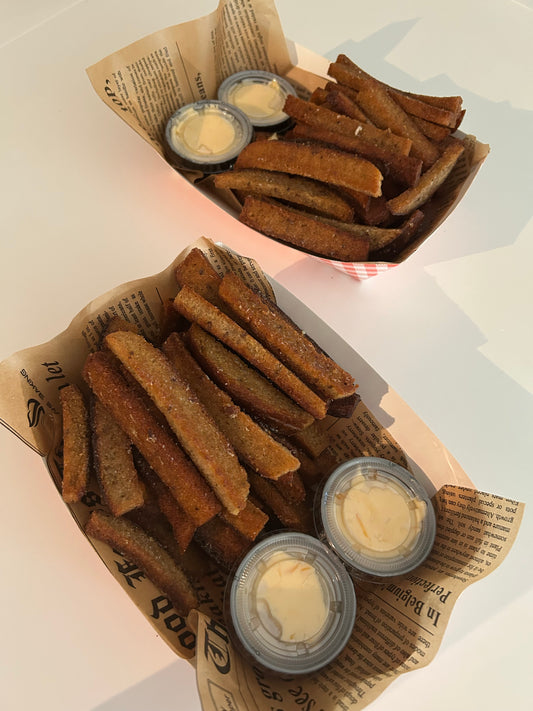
[239,195,370,263]
[134,452,196,554]
[234,139,383,198]
[194,515,253,571]
[287,122,422,187]
[214,168,355,221]
[282,94,412,156]
[86,509,197,616]
[219,499,269,541]
[186,324,315,434]
[82,350,220,526]
[387,140,465,216]
[174,248,225,309]
[90,397,144,516]
[105,330,250,516]
[248,472,313,534]
[162,331,300,479]
[218,272,356,403]
[354,84,441,168]
[60,384,90,503]
[173,286,329,419]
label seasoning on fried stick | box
[238,195,370,263]
[86,509,197,616]
[214,169,355,221]
[234,139,384,198]
[186,324,315,434]
[173,286,329,420]
[82,350,221,526]
[218,272,356,404]
[90,396,145,516]
[105,330,250,515]
[162,331,300,479]
[60,384,90,503]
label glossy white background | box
[1,1,531,709]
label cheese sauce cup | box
[226,531,356,675]
[217,70,297,131]
[316,457,436,582]
[164,100,253,173]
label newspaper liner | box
[0,237,524,709]
[85,0,490,281]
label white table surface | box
[1,1,531,709]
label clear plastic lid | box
[217,70,296,128]
[165,100,253,172]
[228,531,356,675]
[319,457,436,579]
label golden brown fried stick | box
[248,472,313,533]
[355,84,440,168]
[134,452,196,554]
[218,272,356,403]
[368,209,425,261]
[90,397,144,516]
[174,248,224,309]
[82,350,220,526]
[234,139,383,198]
[105,330,250,516]
[290,419,331,459]
[214,169,355,221]
[162,331,300,479]
[283,94,412,156]
[86,509,197,616]
[173,286,329,419]
[194,515,253,571]
[287,122,422,188]
[60,384,90,503]
[219,499,269,541]
[324,88,370,123]
[186,324,314,434]
[273,469,306,504]
[387,141,465,216]
[239,195,370,263]
[410,115,452,143]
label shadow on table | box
[92,660,200,711]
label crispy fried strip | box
[86,509,197,616]
[194,515,253,571]
[239,195,370,263]
[105,330,250,515]
[369,209,425,261]
[174,248,225,309]
[91,397,144,516]
[186,324,314,434]
[355,84,440,168]
[134,452,196,554]
[324,88,370,123]
[215,169,355,221]
[411,115,452,143]
[390,91,458,128]
[387,141,465,215]
[332,56,463,115]
[273,469,306,504]
[248,471,313,533]
[60,384,90,503]
[162,331,300,479]
[219,499,269,541]
[283,94,411,157]
[235,138,383,198]
[288,123,422,187]
[218,272,356,402]
[173,286,329,419]
[290,419,330,459]
[82,350,220,526]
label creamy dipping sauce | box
[227,80,286,123]
[255,551,328,643]
[171,109,236,156]
[336,475,426,558]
